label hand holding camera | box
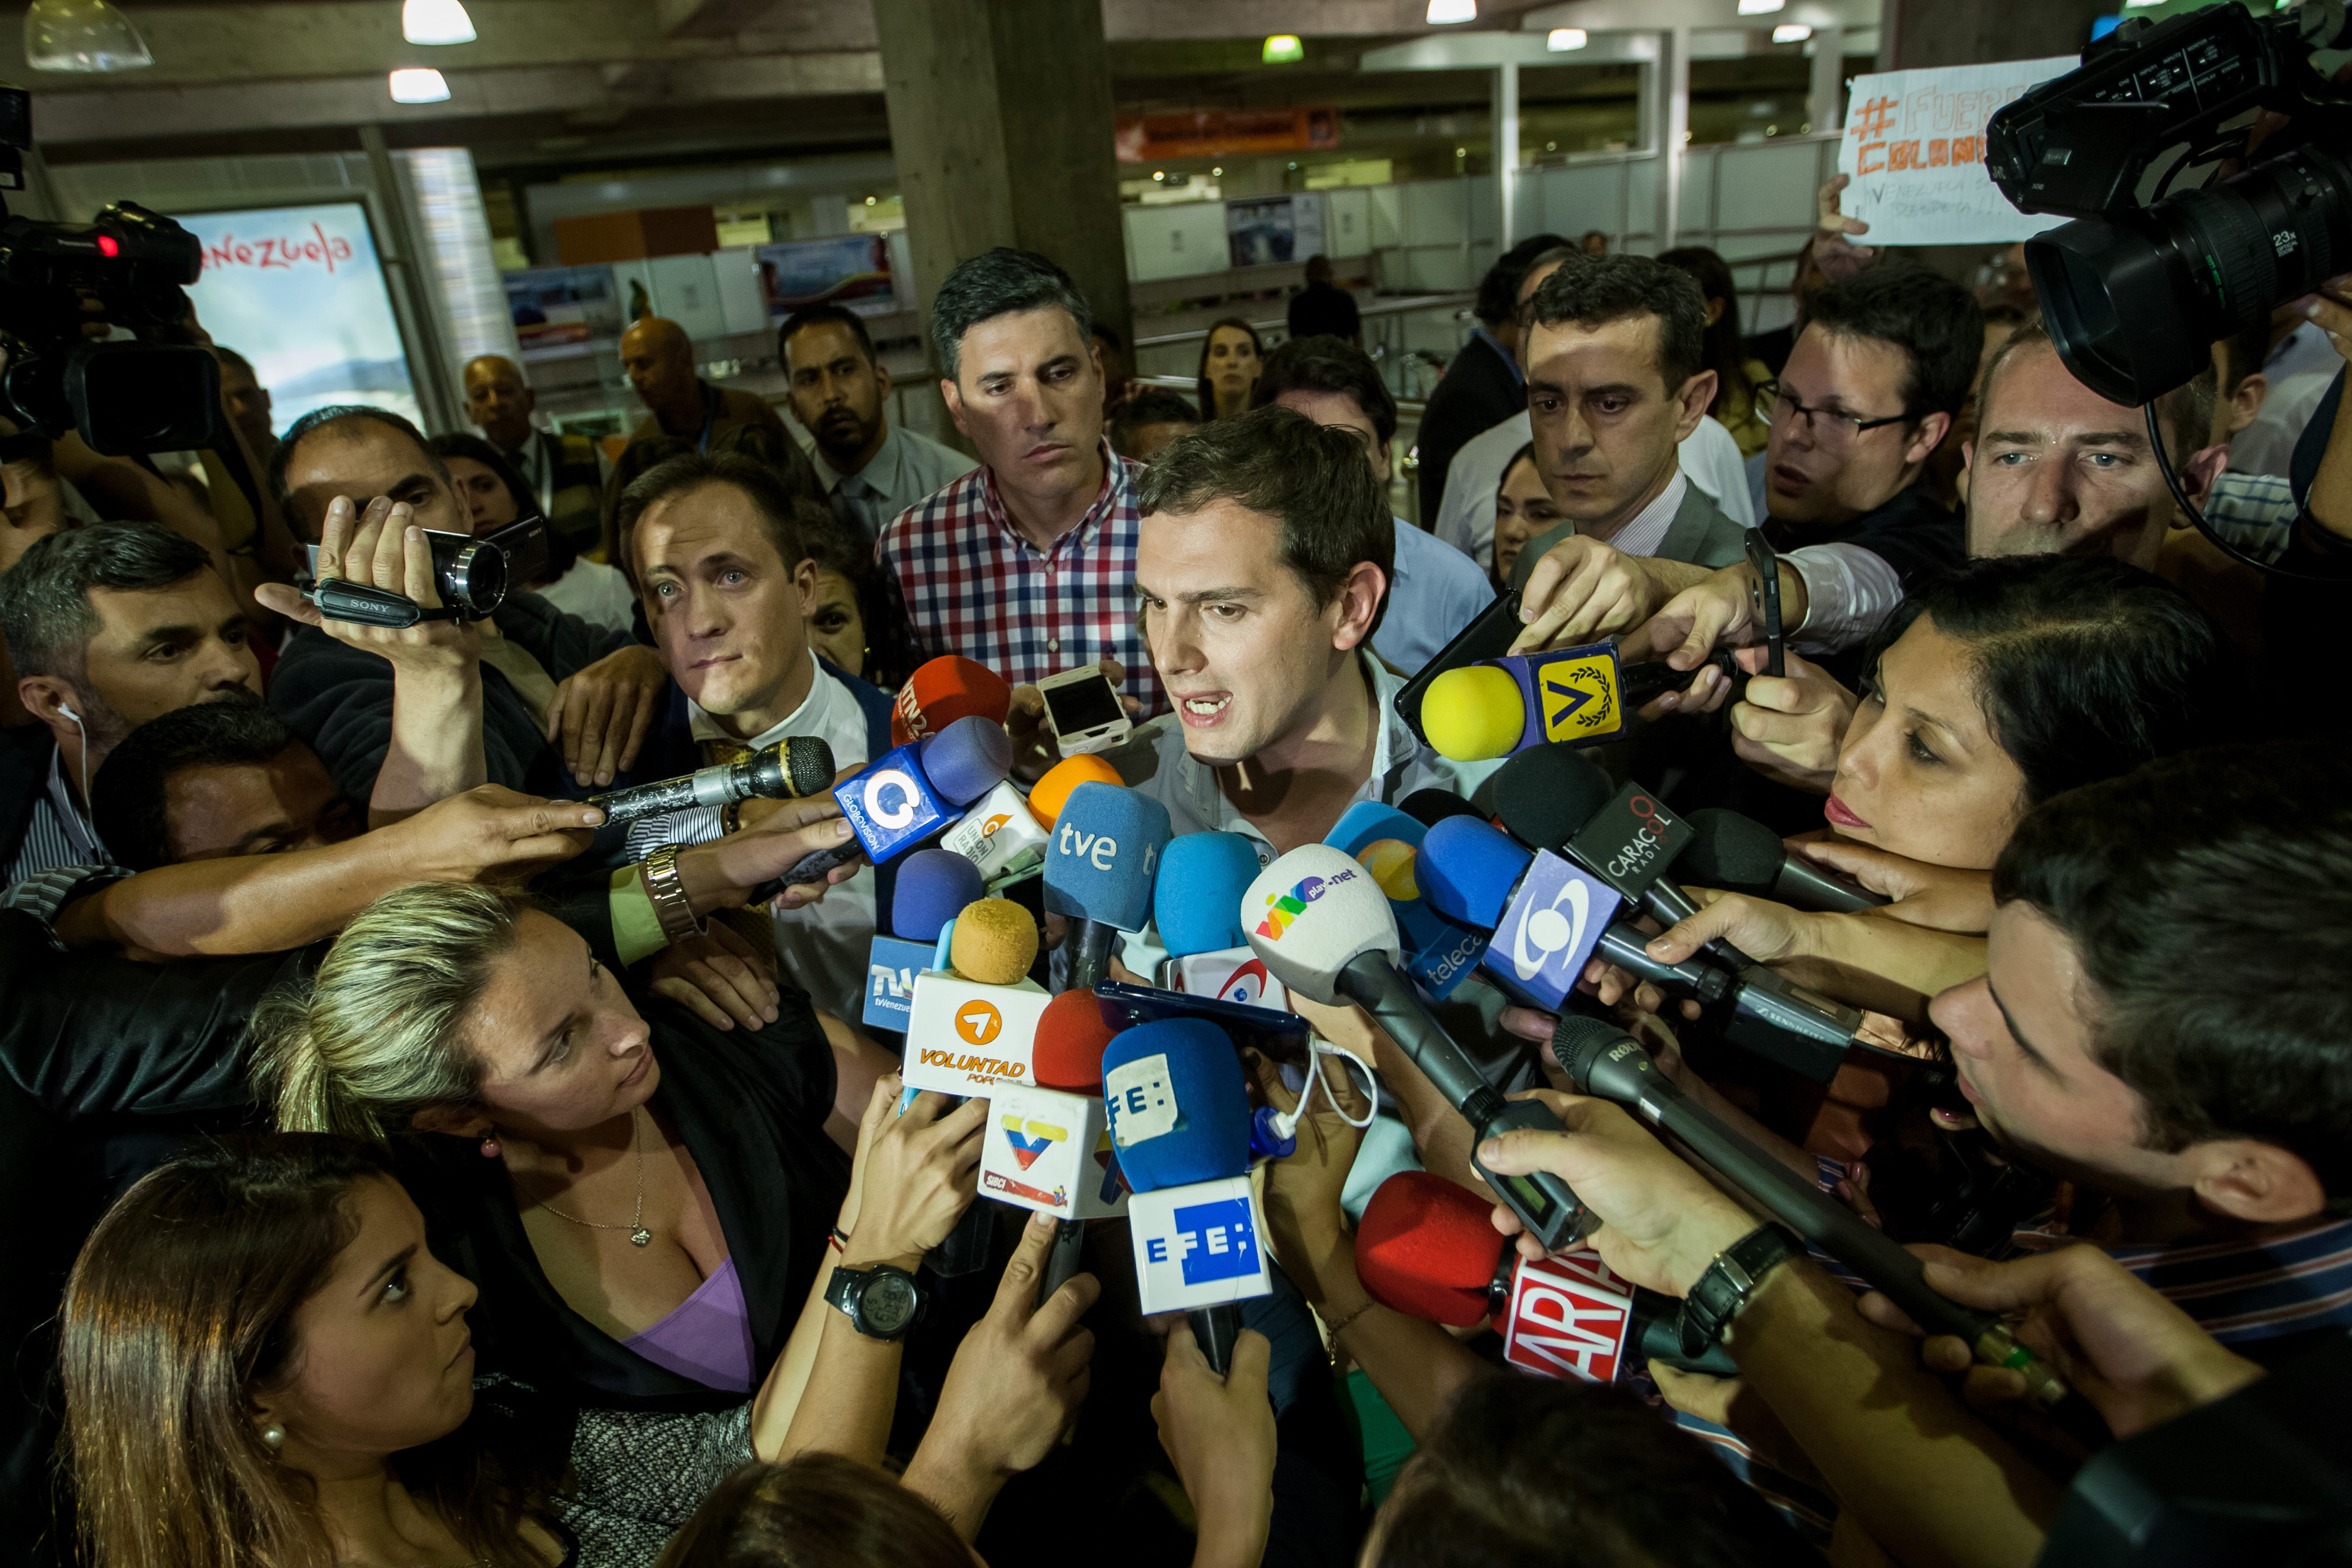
[257,496,481,670]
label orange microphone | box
[891,656,1013,748]
[1025,753,1123,829]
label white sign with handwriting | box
[1836,58,2078,246]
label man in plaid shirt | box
[878,248,1165,725]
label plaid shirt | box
[876,442,1167,720]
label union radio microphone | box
[584,735,836,827]
[1680,808,1887,914]
[891,655,1013,747]
[1241,844,1596,1253]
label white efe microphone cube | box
[978,1084,1129,1220]
[938,779,1050,882]
[1161,946,1290,1012]
[1126,1176,1272,1313]
[900,971,1051,1094]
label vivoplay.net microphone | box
[1104,1016,1270,1375]
[1043,781,1172,993]
[1241,844,1597,1252]
[1355,1170,1736,1381]
[1548,1013,2094,1431]
[891,655,1013,747]
[784,714,1013,886]
[1491,745,1866,1082]
[584,735,836,827]
[1415,813,1728,1011]
[1681,808,1887,914]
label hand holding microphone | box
[583,735,837,827]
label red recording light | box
[95,233,119,258]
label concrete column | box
[1494,59,1521,249]
[871,0,1132,372]
[1653,28,1690,250]
[1809,25,1846,138]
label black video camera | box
[300,515,552,628]
[0,83,223,454]
[1987,0,2352,407]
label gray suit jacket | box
[1507,478,1748,591]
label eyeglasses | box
[1760,380,1911,444]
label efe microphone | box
[1241,845,1596,1252]
[584,735,836,826]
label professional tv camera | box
[0,83,223,454]
[1988,0,2352,409]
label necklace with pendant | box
[536,1104,654,1246]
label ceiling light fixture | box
[389,67,452,103]
[1547,27,1588,48]
[23,0,153,72]
[1773,23,1812,40]
[1427,0,1478,22]
[1738,0,1786,14]
[1262,34,1304,63]
[402,0,476,45]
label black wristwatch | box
[825,1263,926,1342]
[1677,1223,1804,1358]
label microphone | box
[1491,746,1866,1082]
[1416,814,1619,1012]
[1681,809,1887,914]
[1398,787,1484,830]
[1043,782,1171,992]
[948,897,1038,985]
[1241,844,1596,1253]
[1104,1017,1271,1374]
[1356,1171,1735,1380]
[863,850,985,1032]
[1325,803,1487,1000]
[1026,753,1124,828]
[1549,1014,2089,1426]
[1421,644,1629,762]
[998,989,1130,1303]
[787,715,1013,885]
[584,735,836,825]
[891,656,1013,747]
[938,780,1051,886]
[1154,832,1290,1008]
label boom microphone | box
[1549,1014,2090,1426]
[1104,1017,1269,1373]
[1681,809,1887,914]
[584,735,836,825]
[1043,782,1171,992]
[1356,1171,1735,1380]
[1241,844,1596,1253]
[891,656,1013,747]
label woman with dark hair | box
[794,508,918,691]
[1195,317,1264,422]
[432,433,636,636]
[1489,442,1561,591]
[1658,246,1770,458]
[653,1455,973,1568]
[60,1134,572,1568]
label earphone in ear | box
[57,704,79,723]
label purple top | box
[619,1256,757,1393]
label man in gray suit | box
[1506,257,1748,650]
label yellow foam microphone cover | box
[1025,753,1123,827]
[949,898,1039,986]
[1421,666,1529,760]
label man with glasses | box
[1501,256,1755,618]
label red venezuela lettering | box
[202,223,356,276]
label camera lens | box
[2029,142,2352,406]
[442,540,508,618]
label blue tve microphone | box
[1326,801,1487,999]
[1044,781,1172,992]
[786,715,1013,886]
[1103,1017,1271,1374]
[1418,814,1623,1013]
[1154,833,1262,959]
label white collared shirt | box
[1597,472,1690,560]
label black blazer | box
[1415,332,1525,523]
[0,725,57,876]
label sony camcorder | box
[300,515,552,628]
[1989,0,2352,407]
[0,83,224,454]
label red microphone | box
[1355,1172,1732,1383]
[892,656,1013,748]
[1032,989,1117,1093]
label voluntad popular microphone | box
[584,735,836,825]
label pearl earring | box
[479,1132,502,1159]
[260,1423,286,1451]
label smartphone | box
[1093,981,1314,1069]
[1744,530,1786,678]
[1037,665,1132,756]
[1394,589,1524,746]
